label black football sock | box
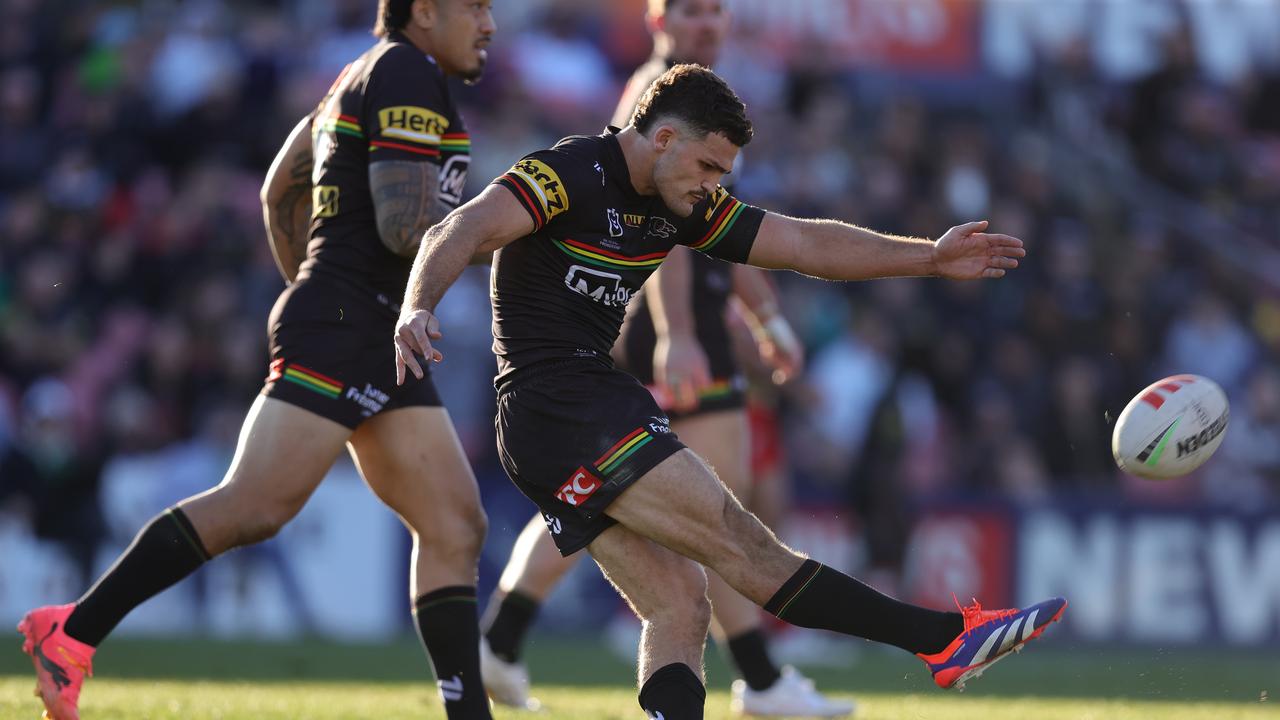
[481,589,540,663]
[64,507,211,647]
[413,586,492,719]
[638,662,706,720]
[726,628,782,691]
[764,559,964,655]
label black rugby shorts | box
[261,273,442,429]
[496,358,687,555]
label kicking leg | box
[605,449,1066,690]
[676,410,854,717]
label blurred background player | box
[17,2,497,719]
[478,2,852,716]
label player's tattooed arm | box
[261,114,315,283]
[369,160,451,258]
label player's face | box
[428,0,495,82]
[659,0,729,67]
[652,127,738,217]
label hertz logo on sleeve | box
[704,186,729,221]
[510,158,569,220]
[378,106,449,144]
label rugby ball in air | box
[1112,374,1229,479]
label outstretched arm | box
[261,114,314,283]
[746,214,1025,281]
[394,184,533,384]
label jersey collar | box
[386,30,438,65]
[602,126,641,199]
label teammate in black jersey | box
[19,3,496,719]
[395,65,1064,719]
[476,2,851,717]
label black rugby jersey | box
[611,56,737,381]
[301,31,470,303]
[489,128,765,383]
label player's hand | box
[394,308,444,385]
[932,220,1026,280]
[654,334,712,413]
[756,315,804,385]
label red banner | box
[902,510,1014,609]
[727,0,978,72]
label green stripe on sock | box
[166,509,211,561]
[413,596,478,614]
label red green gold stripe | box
[369,140,440,157]
[440,133,470,151]
[595,428,654,474]
[599,435,654,474]
[288,364,343,387]
[690,199,745,252]
[320,116,363,139]
[552,239,668,269]
[281,364,343,399]
[595,428,646,466]
[698,380,736,400]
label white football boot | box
[730,665,856,717]
[479,638,541,711]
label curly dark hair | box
[630,64,753,147]
[373,0,413,37]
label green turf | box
[2,634,1274,719]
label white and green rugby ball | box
[1112,374,1230,479]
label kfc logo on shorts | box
[556,466,602,507]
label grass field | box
[2,634,1274,719]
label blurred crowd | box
[1,0,1278,588]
